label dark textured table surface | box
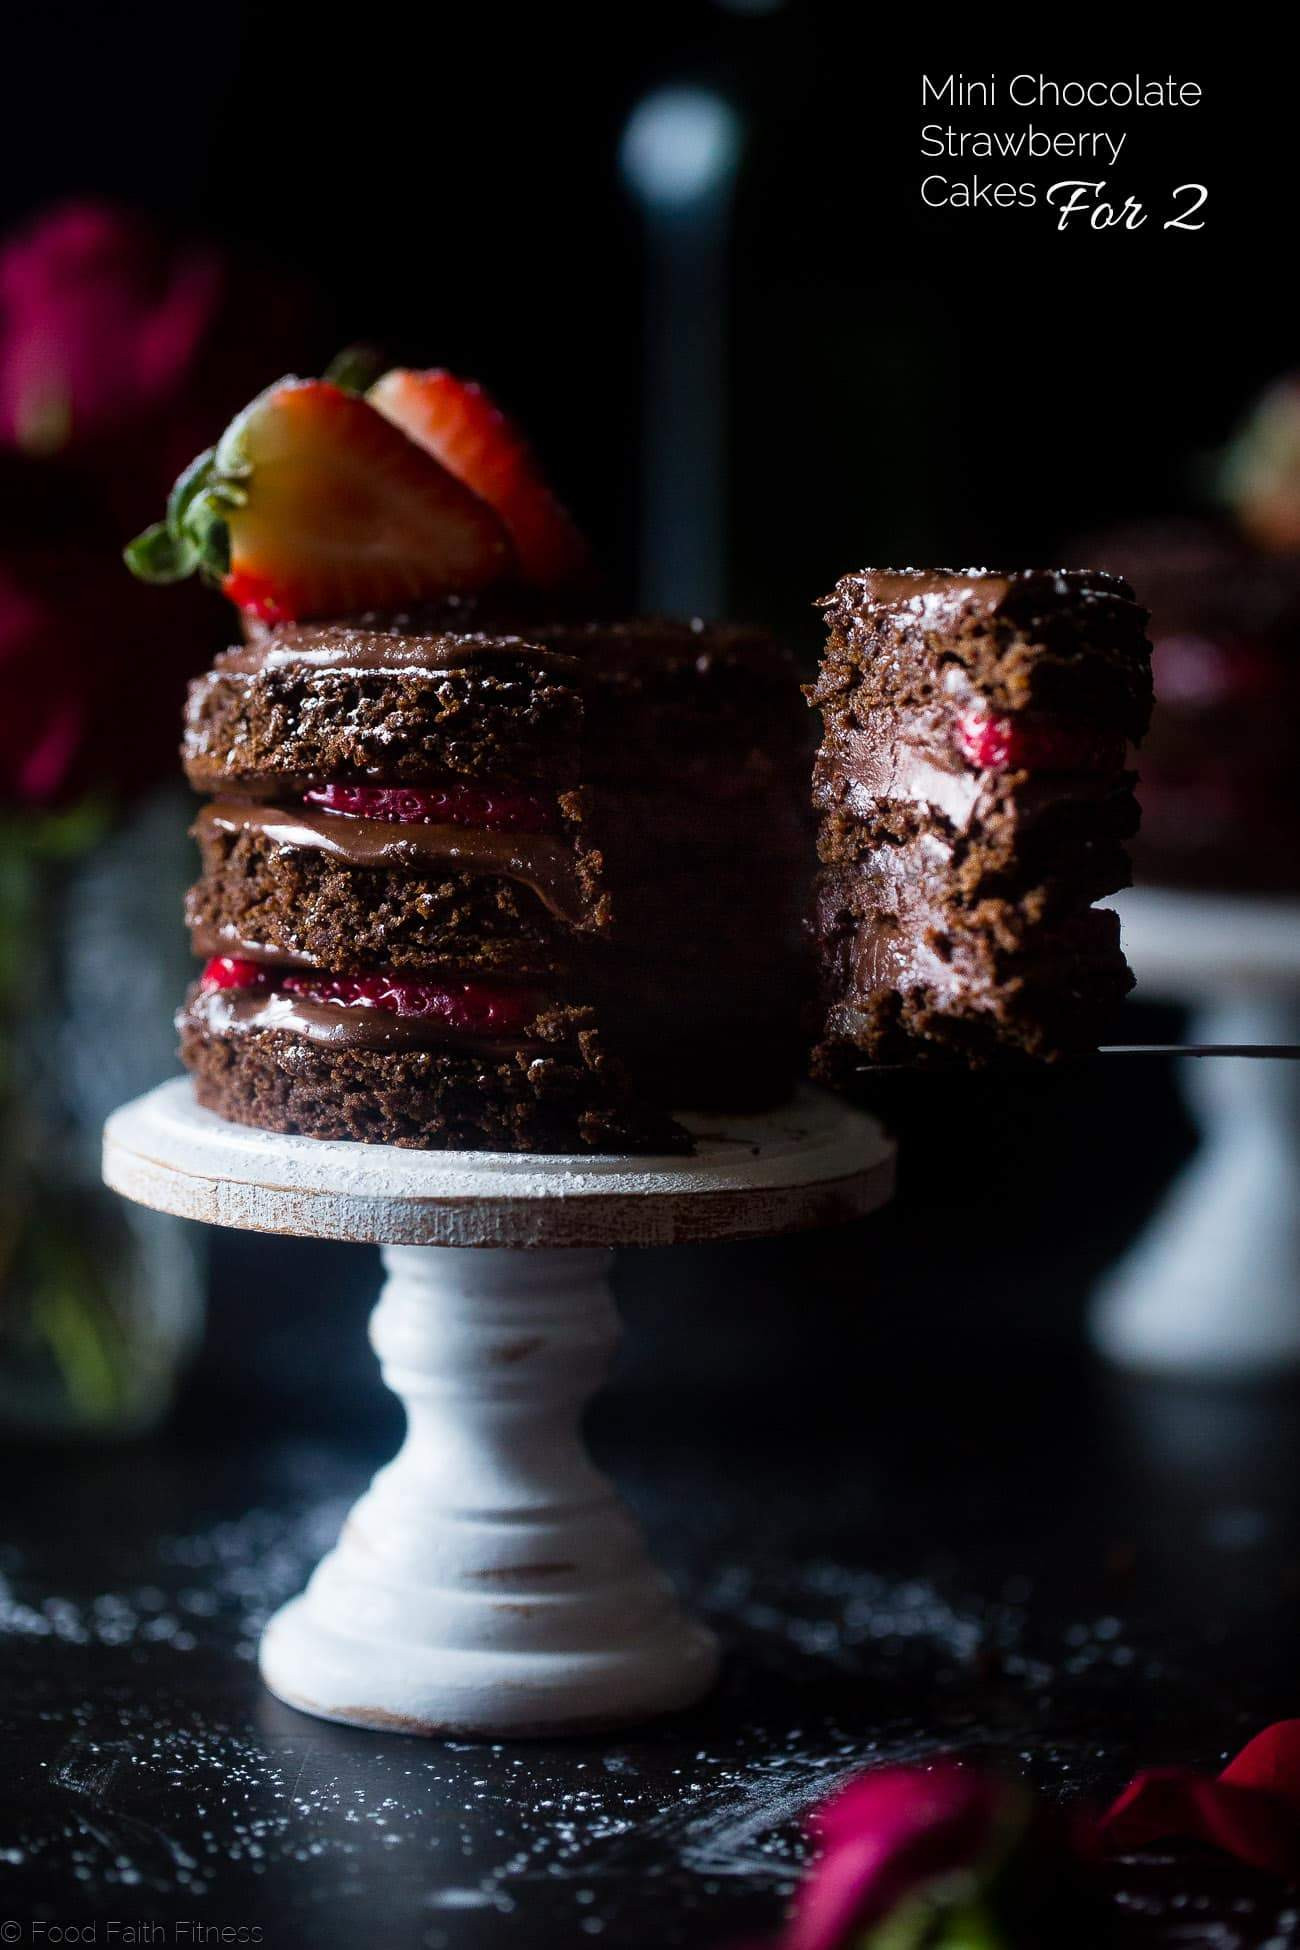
[4,1024,1300,1947]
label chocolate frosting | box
[832,567,1136,614]
[188,921,318,968]
[215,626,581,680]
[233,611,789,676]
[197,801,591,925]
[186,984,548,1058]
[820,568,1148,653]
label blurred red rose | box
[0,201,324,809]
[0,201,222,465]
[0,455,205,809]
[780,1760,1079,1949]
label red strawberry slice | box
[199,956,274,991]
[281,972,542,1033]
[368,368,589,587]
[304,781,559,834]
[212,380,515,620]
[954,709,1126,774]
[221,571,293,624]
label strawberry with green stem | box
[125,376,516,621]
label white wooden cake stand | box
[1092,886,1300,1378]
[102,1078,893,1737]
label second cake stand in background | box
[103,1080,893,1737]
[1092,884,1300,1378]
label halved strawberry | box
[199,956,274,992]
[954,708,1126,774]
[304,781,559,833]
[368,368,589,588]
[125,378,515,620]
[280,972,542,1032]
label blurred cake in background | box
[1071,376,1300,894]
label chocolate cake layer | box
[184,630,583,793]
[186,807,605,977]
[194,611,807,794]
[809,566,1152,1070]
[814,707,1139,906]
[523,618,807,789]
[179,985,685,1152]
[814,568,1152,736]
[813,866,1132,1069]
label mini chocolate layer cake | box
[179,613,808,1150]
[808,568,1152,1070]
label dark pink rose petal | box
[1220,1721,1300,1806]
[1095,1723,1300,1879]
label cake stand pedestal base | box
[103,1080,893,1736]
[262,1244,717,1736]
[1093,888,1300,1379]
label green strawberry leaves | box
[122,519,199,584]
[121,371,295,588]
[123,442,242,586]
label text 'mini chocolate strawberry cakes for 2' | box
[127,365,808,1153]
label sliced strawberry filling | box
[199,958,541,1034]
[281,973,541,1031]
[200,956,274,992]
[954,708,1126,774]
[303,781,558,834]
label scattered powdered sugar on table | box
[1,1493,348,1664]
[2,1455,1291,1945]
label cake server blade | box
[848,1045,1300,1074]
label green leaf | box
[189,501,231,581]
[166,444,217,534]
[123,373,306,594]
[123,521,200,584]
[864,1893,1011,1950]
[323,343,387,394]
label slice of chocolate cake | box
[808,568,1153,1073]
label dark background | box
[0,4,1283,645]
[4,8,1297,1945]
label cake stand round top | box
[103,1079,894,1249]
